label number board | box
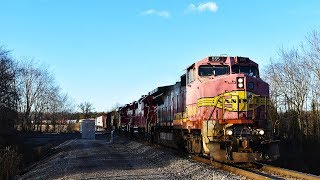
[208,56,227,62]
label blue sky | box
[1,0,320,112]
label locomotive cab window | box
[232,65,259,77]
[187,67,195,84]
[198,65,230,76]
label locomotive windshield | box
[198,65,230,76]
[232,65,259,77]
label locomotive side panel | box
[157,82,183,126]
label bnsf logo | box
[197,91,268,112]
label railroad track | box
[251,163,320,180]
[131,137,319,179]
[191,156,320,180]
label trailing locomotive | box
[107,56,280,163]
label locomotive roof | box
[148,85,172,96]
[187,56,258,69]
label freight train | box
[106,56,280,163]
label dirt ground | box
[19,135,245,179]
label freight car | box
[108,56,280,163]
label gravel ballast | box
[20,135,246,179]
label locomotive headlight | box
[237,77,244,88]
[226,129,233,136]
[237,78,244,83]
[257,129,265,135]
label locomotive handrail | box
[250,94,260,120]
[207,96,223,121]
[251,95,255,120]
[206,96,223,137]
[230,94,240,119]
[245,89,249,119]
[222,96,225,121]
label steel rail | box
[133,138,319,179]
[191,156,271,180]
[255,163,320,180]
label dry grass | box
[0,146,22,179]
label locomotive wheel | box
[187,140,193,153]
[186,138,202,155]
[192,139,202,155]
[209,142,225,162]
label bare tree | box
[0,46,18,130]
[302,30,320,140]
[264,29,320,150]
[79,102,94,119]
[265,46,311,145]
[0,47,18,109]
[17,58,56,131]
[282,48,310,132]
[303,30,320,82]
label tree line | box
[0,46,79,133]
[265,30,320,151]
[0,47,18,135]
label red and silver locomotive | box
[108,56,280,163]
